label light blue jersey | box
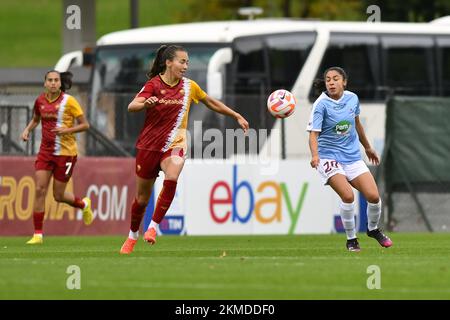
[306,90,361,164]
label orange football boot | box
[120,238,137,254]
[143,227,157,245]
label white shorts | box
[317,159,369,185]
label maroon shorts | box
[135,148,184,180]
[35,152,77,182]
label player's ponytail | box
[147,44,187,79]
[147,45,168,79]
[313,78,326,96]
[60,71,73,92]
[44,70,73,92]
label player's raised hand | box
[144,96,159,108]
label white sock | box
[367,200,382,231]
[128,230,139,240]
[340,202,356,239]
[82,199,87,209]
[148,220,158,230]
[34,233,43,238]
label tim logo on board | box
[144,186,186,235]
[159,216,185,235]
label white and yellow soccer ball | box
[266,89,296,118]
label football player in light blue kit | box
[307,67,393,252]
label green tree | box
[362,0,450,22]
[175,0,365,22]
[298,0,363,20]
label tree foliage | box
[175,0,365,22]
[362,0,450,22]
[174,0,449,23]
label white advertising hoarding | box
[164,159,345,235]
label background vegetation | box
[0,0,448,67]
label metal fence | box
[0,105,36,155]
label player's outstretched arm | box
[128,96,158,112]
[200,95,249,133]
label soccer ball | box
[267,89,296,118]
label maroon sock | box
[33,211,45,234]
[130,198,147,232]
[73,197,85,209]
[152,180,177,224]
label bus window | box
[235,37,265,75]
[310,33,379,102]
[266,32,316,92]
[226,37,269,156]
[231,37,268,97]
[437,36,450,96]
[231,37,267,117]
[381,35,436,96]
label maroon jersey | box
[34,92,84,156]
[135,75,206,152]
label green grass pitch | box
[0,233,449,299]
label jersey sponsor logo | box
[159,98,183,105]
[41,112,58,120]
[334,120,351,135]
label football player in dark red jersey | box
[120,45,249,254]
[21,71,93,244]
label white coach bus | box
[56,18,450,159]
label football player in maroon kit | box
[120,45,249,254]
[21,71,94,244]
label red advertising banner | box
[0,157,136,236]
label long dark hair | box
[45,70,73,92]
[147,45,186,79]
[313,66,348,96]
